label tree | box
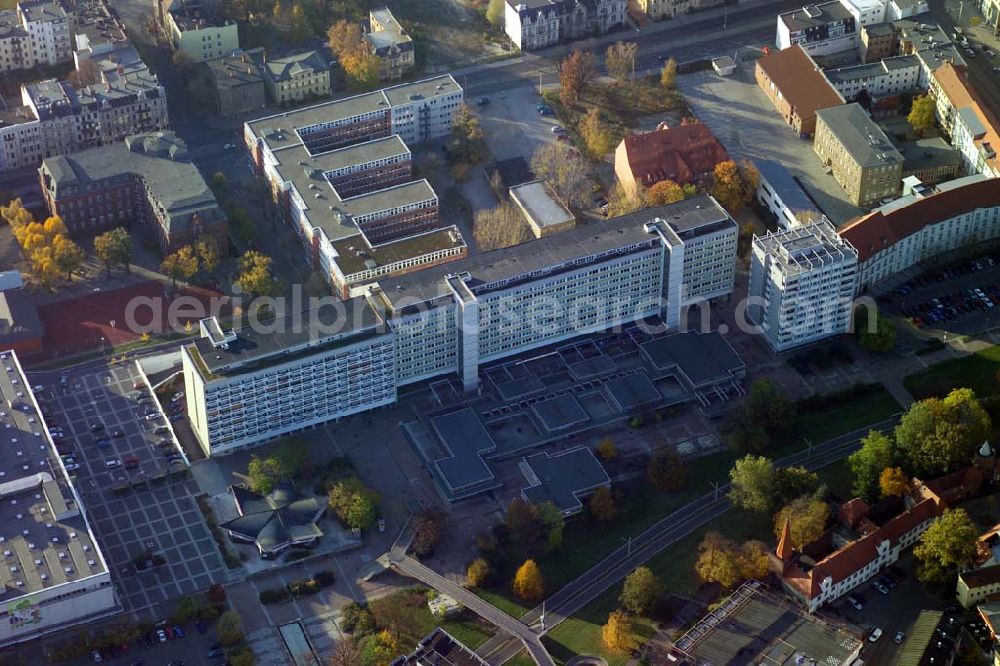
[228,646,256,666]
[855,305,896,353]
[327,636,363,666]
[647,447,686,492]
[328,477,380,530]
[530,142,590,209]
[537,501,564,553]
[512,559,544,602]
[208,583,227,607]
[596,437,617,461]
[602,609,633,652]
[774,497,829,549]
[235,250,278,298]
[450,103,486,163]
[51,235,84,279]
[467,557,492,587]
[195,235,220,275]
[660,58,678,90]
[473,202,531,251]
[289,2,309,43]
[173,595,202,624]
[848,430,895,501]
[646,180,685,205]
[728,455,775,513]
[620,567,661,615]
[913,508,978,587]
[908,94,936,136]
[411,513,443,558]
[326,19,363,56]
[360,630,399,666]
[606,41,637,84]
[588,486,617,522]
[894,389,992,478]
[695,531,743,588]
[559,49,597,107]
[505,497,544,557]
[161,246,199,288]
[709,160,761,212]
[773,465,822,508]
[486,0,505,26]
[579,107,615,158]
[246,454,293,493]
[216,610,245,646]
[341,47,381,91]
[93,227,133,276]
[741,379,795,442]
[739,540,770,580]
[880,467,908,498]
[606,183,646,217]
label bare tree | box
[473,202,531,251]
[530,142,590,209]
[606,41,637,84]
[326,637,362,666]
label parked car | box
[894,630,905,644]
[95,437,111,447]
[171,392,184,402]
[64,463,80,472]
[90,422,104,432]
[550,125,566,134]
[112,430,124,438]
[105,458,122,469]
[378,517,386,533]
[154,426,170,435]
[847,596,864,611]
[873,581,889,594]
[476,96,489,106]
[124,455,140,469]
[869,628,883,642]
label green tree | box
[289,1,309,43]
[345,493,378,530]
[160,245,199,288]
[913,508,978,587]
[774,496,829,549]
[51,235,85,279]
[728,455,775,513]
[328,477,379,530]
[855,305,896,353]
[505,497,544,557]
[773,465,822,508]
[894,389,992,477]
[235,250,278,298]
[647,447,686,492]
[173,595,202,624]
[620,566,662,615]
[485,0,505,26]
[695,531,743,588]
[848,430,895,501]
[450,103,486,163]
[360,630,399,666]
[93,227,133,276]
[246,454,294,493]
[908,94,936,136]
[537,500,564,553]
[216,609,245,646]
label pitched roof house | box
[614,122,729,198]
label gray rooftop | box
[755,159,819,216]
[520,447,609,514]
[0,349,107,601]
[429,409,496,494]
[754,219,858,275]
[0,291,43,346]
[640,331,745,389]
[264,50,328,82]
[509,180,574,229]
[40,132,222,235]
[367,6,412,53]
[659,194,735,238]
[0,9,27,37]
[825,55,921,84]
[817,103,904,168]
[896,136,962,172]
[189,300,386,377]
[894,18,966,71]
[780,1,854,32]
[206,49,265,88]
[17,0,66,23]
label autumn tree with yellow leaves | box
[2,200,85,289]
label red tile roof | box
[619,123,729,187]
[839,177,1000,262]
[755,45,844,123]
[838,498,870,529]
[777,517,794,560]
[961,564,1000,589]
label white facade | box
[167,13,238,63]
[825,55,922,101]
[840,0,886,26]
[0,1,70,73]
[0,114,43,172]
[952,107,1000,179]
[748,219,859,352]
[776,1,860,58]
[505,1,560,50]
[504,0,627,51]
[886,0,927,19]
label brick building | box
[754,45,845,138]
[614,122,729,198]
[814,103,903,206]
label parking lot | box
[678,56,865,224]
[477,85,564,163]
[33,362,231,617]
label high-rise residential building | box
[503,0,627,51]
[814,103,904,206]
[748,219,858,352]
[38,131,227,252]
[0,349,118,646]
[181,198,738,456]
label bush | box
[340,601,375,636]
[258,587,290,604]
[313,570,335,588]
[287,578,321,598]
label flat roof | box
[780,1,854,32]
[429,409,496,493]
[816,103,903,168]
[272,134,408,177]
[520,447,609,514]
[530,394,590,433]
[754,219,858,275]
[189,301,385,377]
[0,350,107,601]
[756,159,820,215]
[640,331,745,388]
[675,582,862,665]
[18,0,66,22]
[661,194,736,238]
[332,226,464,276]
[602,372,661,412]
[509,180,574,229]
[397,628,490,666]
[897,136,962,172]
[825,54,921,84]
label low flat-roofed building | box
[263,50,332,106]
[0,290,43,358]
[205,48,266,117]
[755,159,821,228]
[897,136,962,185]
[395,628,490,665]
[712,55,736,75]
[814,103,904,206]
[509,180,575,238]
[614,122,729,198]
[0,349,117,646]
[671,581,863,665]
[754,45,845,137]
[366,7,414,81]
[519,447,610,516]
[639,330,745,396]
[896,610,963,666]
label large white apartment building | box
[748,219,859,352]
[840,175,1000,291]
[182,197,738,456]
[824,54,922,101]
[664,196,738,305]
[930,63,1000,179]
[0,0,70,73]
[160,0,238,63]
[0,349,118,646]
[503,0,627,51]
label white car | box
[894,631,905,644]
[145,413,161,421]
[869,628,883,643]
[171,391,184,402]
[377,518,386,533]
[105,458,122,468]
[64,463,80,471]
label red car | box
[123,455,140,469]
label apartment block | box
[662,195,738,305]
[930,63,1000,178]
[840,174,1000,291]
[814,103,904,206]
[38,131,227,252]
[160,0,238,63]
[860,22,897,62]
[366,7,413,81]
[824,54,922,102]
[205,49,266,117]
[634,0,725,21]
[776,1,859,64]
[244,76,465,297]
[504,0,627,51]
[754,45,845,138]
[17,0,70,66]
[748,219,858,352]
[0,349,118,646]
[179,198,741,454]
[263,50,331,106]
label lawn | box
[369,587,495,650]
[903,344,1000,400]
[473,389,901,618]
